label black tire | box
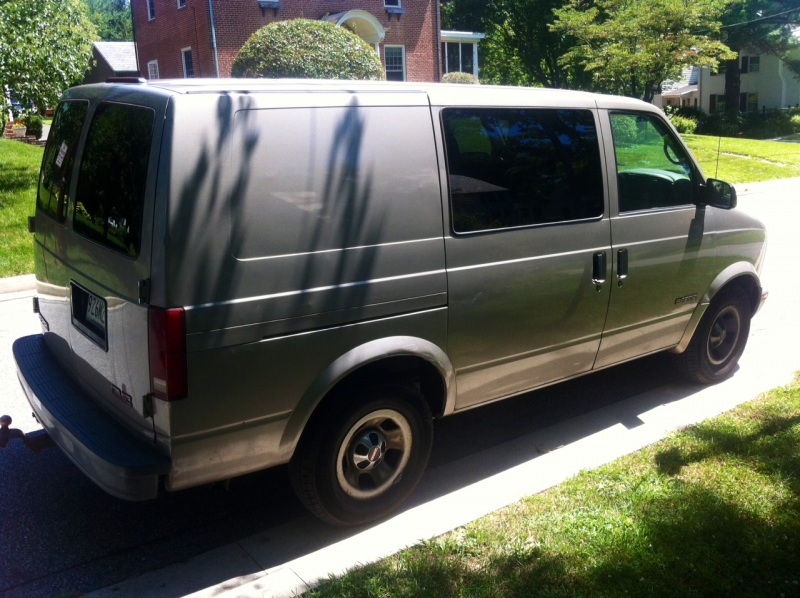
[289,384,433,526]
[674,287,751,384]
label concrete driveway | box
[1,178,798,598]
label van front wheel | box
[675,287,751,384]
[290,384,433,526]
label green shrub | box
[696,113,743,138]
[791,114,800,133]
[442,72,479,84]
[23,113,43,139]
[663,105,706,123]
[667,113,698,135]
[610,113,639,146]
[231,19,384,80]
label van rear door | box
[37,91,166,442]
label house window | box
[747,56,760,73]
[178,0,186,7]
[147,60,159,80]
[740,92,759,113]
[147,0,155,20]
[442,42,475,75]
[385,46,405,81]
[384,0,400,6]
[709,94,726,114]
[712,64,727,76]
[182,48,195,78]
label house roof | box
[93,42,138,73]
[661,67,698,93]
[662,84,698,98]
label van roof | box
[78,78,655,112]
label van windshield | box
[73,102,155,257]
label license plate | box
[85,294,107,333]
[70,281,108,351]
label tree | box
[231,20,385,80]
[482,0,594,88]
[442,0,592,88]
[718,0,800,117]
[553,0,735,102]
[0,0,96,115]
[84,0,132,41]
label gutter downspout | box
[208,0,220,77]
[435,0,441,82]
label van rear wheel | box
[290,384,433,526]
[675,287,751,384]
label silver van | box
[15,79,767,525]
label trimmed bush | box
[231,19,384,81]
[442,72,479,84]
[791,114,800,133]
[664,105,705,123]
[611,114,638,146]
[667,113,698,135]
[23,114,43,139]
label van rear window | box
[73,102,155,257]
[38,100,89,223]
[442,108,604,233]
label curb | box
[0,274,36,294]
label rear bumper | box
[13,334,170,500]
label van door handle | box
[592,252,606,284]
[617,248,628,279]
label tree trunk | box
[724,50,741,118]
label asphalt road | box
[1,178,798,598]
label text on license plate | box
[86,294,106,332]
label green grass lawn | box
[683,135,800,183]
[309,376,800,598]
[0,139,42,277]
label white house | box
[697,50,800,113]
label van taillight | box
[148,307,187,401]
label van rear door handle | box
[592,252,606,284]
[617,248,628,279]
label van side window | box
[442,108,604,233]
[610,112,695,213]
[73,102,155,257]
[38,100,89,223]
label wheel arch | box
[670,262,762,354]
[279,336,455,455]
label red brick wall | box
[133,0,216,79]
[133,0,441,82]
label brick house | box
[132,0,455,82]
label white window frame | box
[181,47,195,78]
[384,0,401,7]
[384,45,406,82]
[147,60,160,80]
[177,0,186,7]
[147,0,155,20]
[748,56,760,73]
[440,32,485,78]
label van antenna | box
[715,135,721,178]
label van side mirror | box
[702,178,737,210]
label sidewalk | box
[0,273,35,295]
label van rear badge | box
[111,385,133,407]
[675,293,698,305]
